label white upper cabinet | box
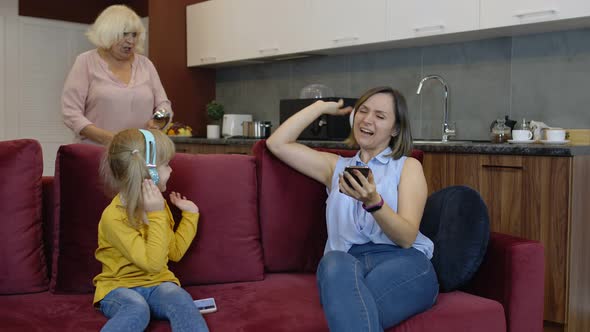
[231,0,311,59]
[388,0,479,40]
[307,0,388,51]
[481,0,590,29]
[187,0,239,66]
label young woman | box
[266,87,438,331]
[93,129,208,332]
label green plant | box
[206,100,224,124]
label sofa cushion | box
[167,153,264,285]
[51,145,264,293]
[50,144,109,293]
[0,139,48,294]
[254,140,424,273]
[420,185,490,292]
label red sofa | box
[0,138,544,332]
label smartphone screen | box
[344,166,370,188]
[194,297,217,314]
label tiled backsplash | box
[216,28,590,141]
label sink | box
[414,140,472,144]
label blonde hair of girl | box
[100,129,175,228]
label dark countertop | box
[170,136,590,157]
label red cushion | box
[254,140,423,273]
[167,153,264,285]
[50,144,109,293]
[0,139,48,294]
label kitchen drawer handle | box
[200,57,217,63]
[332,36,359,44]
[259,47,279,55]
[514,9,558,20]
[481,164,524,170]
[413,24,445,34]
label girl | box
[93,128,208,332]
[266,87,438,331]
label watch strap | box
[362,195,384,213]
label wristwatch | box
[362,195,384,213]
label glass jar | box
[490,118,511,143]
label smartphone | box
[343,166,371,188]
[194,297,217,314]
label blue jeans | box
[99,282,209,332]
[317,243,439,332]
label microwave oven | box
[279,97,357,140]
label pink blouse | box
[61,49,172,144]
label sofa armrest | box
[42,176,54,275]
[465,232,544,332]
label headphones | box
[138,129,159,184]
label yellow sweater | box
[93,194,199,305]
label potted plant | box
[206,100,224,139]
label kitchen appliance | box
[280,98,356,140]
[222,114,253,137]
[242,121,272,138]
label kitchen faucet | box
[416,75,456,142]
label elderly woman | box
[62,5,172,145]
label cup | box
[545,129,566,141]
[512,130,533,141]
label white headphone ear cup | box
[349,109,355,128]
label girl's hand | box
[339,170,381,206]
[142,179,165,212]
[313,99,353,116]
[170,191,199,213]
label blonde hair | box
[86,5,146,54]
[345,87,413,159]
[101,129,175,228]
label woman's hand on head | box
[313,99,353,116]
[170,192,199,213]
[142,179,165,212]
[339,170,381,206]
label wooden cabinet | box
[480,0,590,29]
[388,0,479,40]
[175,143,254,155]
[423,152,590,331]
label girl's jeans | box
[317,243,439,332]
[99,282,209,332]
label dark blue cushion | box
[420,186,490,292]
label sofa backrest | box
[0,139,48,294]
[253,140,423,273]
[50,143,263,294]
[50,144,111,293]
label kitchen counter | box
[170,136,590,156]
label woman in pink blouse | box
[62,5,172,145]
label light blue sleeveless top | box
[325,147,434,259]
